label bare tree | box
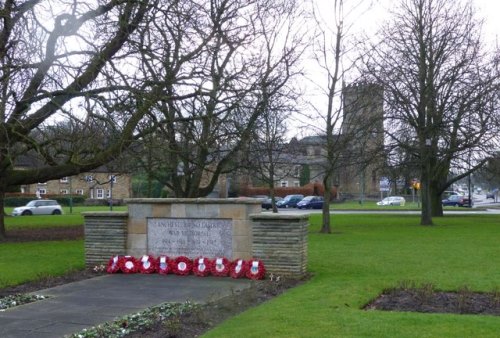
[361,0,500,225]
[308,0,383,233]
[249,102,295,213]
[131,0,305,197]
[0,1,153,239]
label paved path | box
[0,274,252,338]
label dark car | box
[261,197,283,210]
[486,189,497,199]
[442,195,470,207]
[297,196,324,209]
[276,194,304,208]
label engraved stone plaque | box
[147,218,233,258]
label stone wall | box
[83,199,309,278]
[126,198,260,259]
[250,213,308,277]
[84,212,128,267]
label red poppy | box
[119,256,138,274]
[192,257,211,277]
[246,259,266,280]
[210,257,230,277]
[106,255,121,274]
[138,255,157,274]
[172,256,192,276]
[156,255,173,275]
[229,259,249,279]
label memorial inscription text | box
[147,218,233,258]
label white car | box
[12,200,63,216]
[376,196,406,206]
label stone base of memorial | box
[83,198,260,267]
[250,213,308,278]
[83,198,309,278]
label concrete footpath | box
[0,274,252,338]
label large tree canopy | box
[0,0,153,238]
[362,0,500,225]
[0,0,303,238]
[130,0,304,198]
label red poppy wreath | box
[106,255,121,274]
[210,257,230,277]
[138,254,157,274]
[246,259,266,280]
[192,256,211,277]
[229,259,248,279]
[156,255,173,275]
[172,256,192,276]
[119,256,138,274]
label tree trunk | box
[320,175,332,233]
[0,189,6,240]
[270,189,278,214]
[430,183,444,217]
[420,160,434,225]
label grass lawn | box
[205,214,500,338]
[1,212,498,337]
[0,240,85,288]
[1,206,125,287]
[4,205,127,230]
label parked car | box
[376,196,406,206]
[442,191,459,199]
[442,194,470,207]
[261,197,283,210]
[297,196,324,209]
[276,194,304,208]
[12,199,63,216]
[486,189,497,199]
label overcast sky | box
[293,0,499,138]
[340,0,500,43]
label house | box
[17,166,132,200]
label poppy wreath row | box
[106,255,266,280]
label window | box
[38,188,47,195]
[107,189,111,198]
[60,177,69,183]
[75,189,84,195]
[60,189,69,194]
[294,166,301,177]
[84,175,94,182]
[96,189,104,199]
[109,175,117,183]
[280,181,288,187]
[294,181,300,187]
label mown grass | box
[1,206,126,288]
[0,240,85,288]
[205,214,500,338]
[4,205,127,230]
[1,212,498,336]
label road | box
[263,193,500,215]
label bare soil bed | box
[365,287,500,316]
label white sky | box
[336,0,500,43]
[293,0,500,138]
